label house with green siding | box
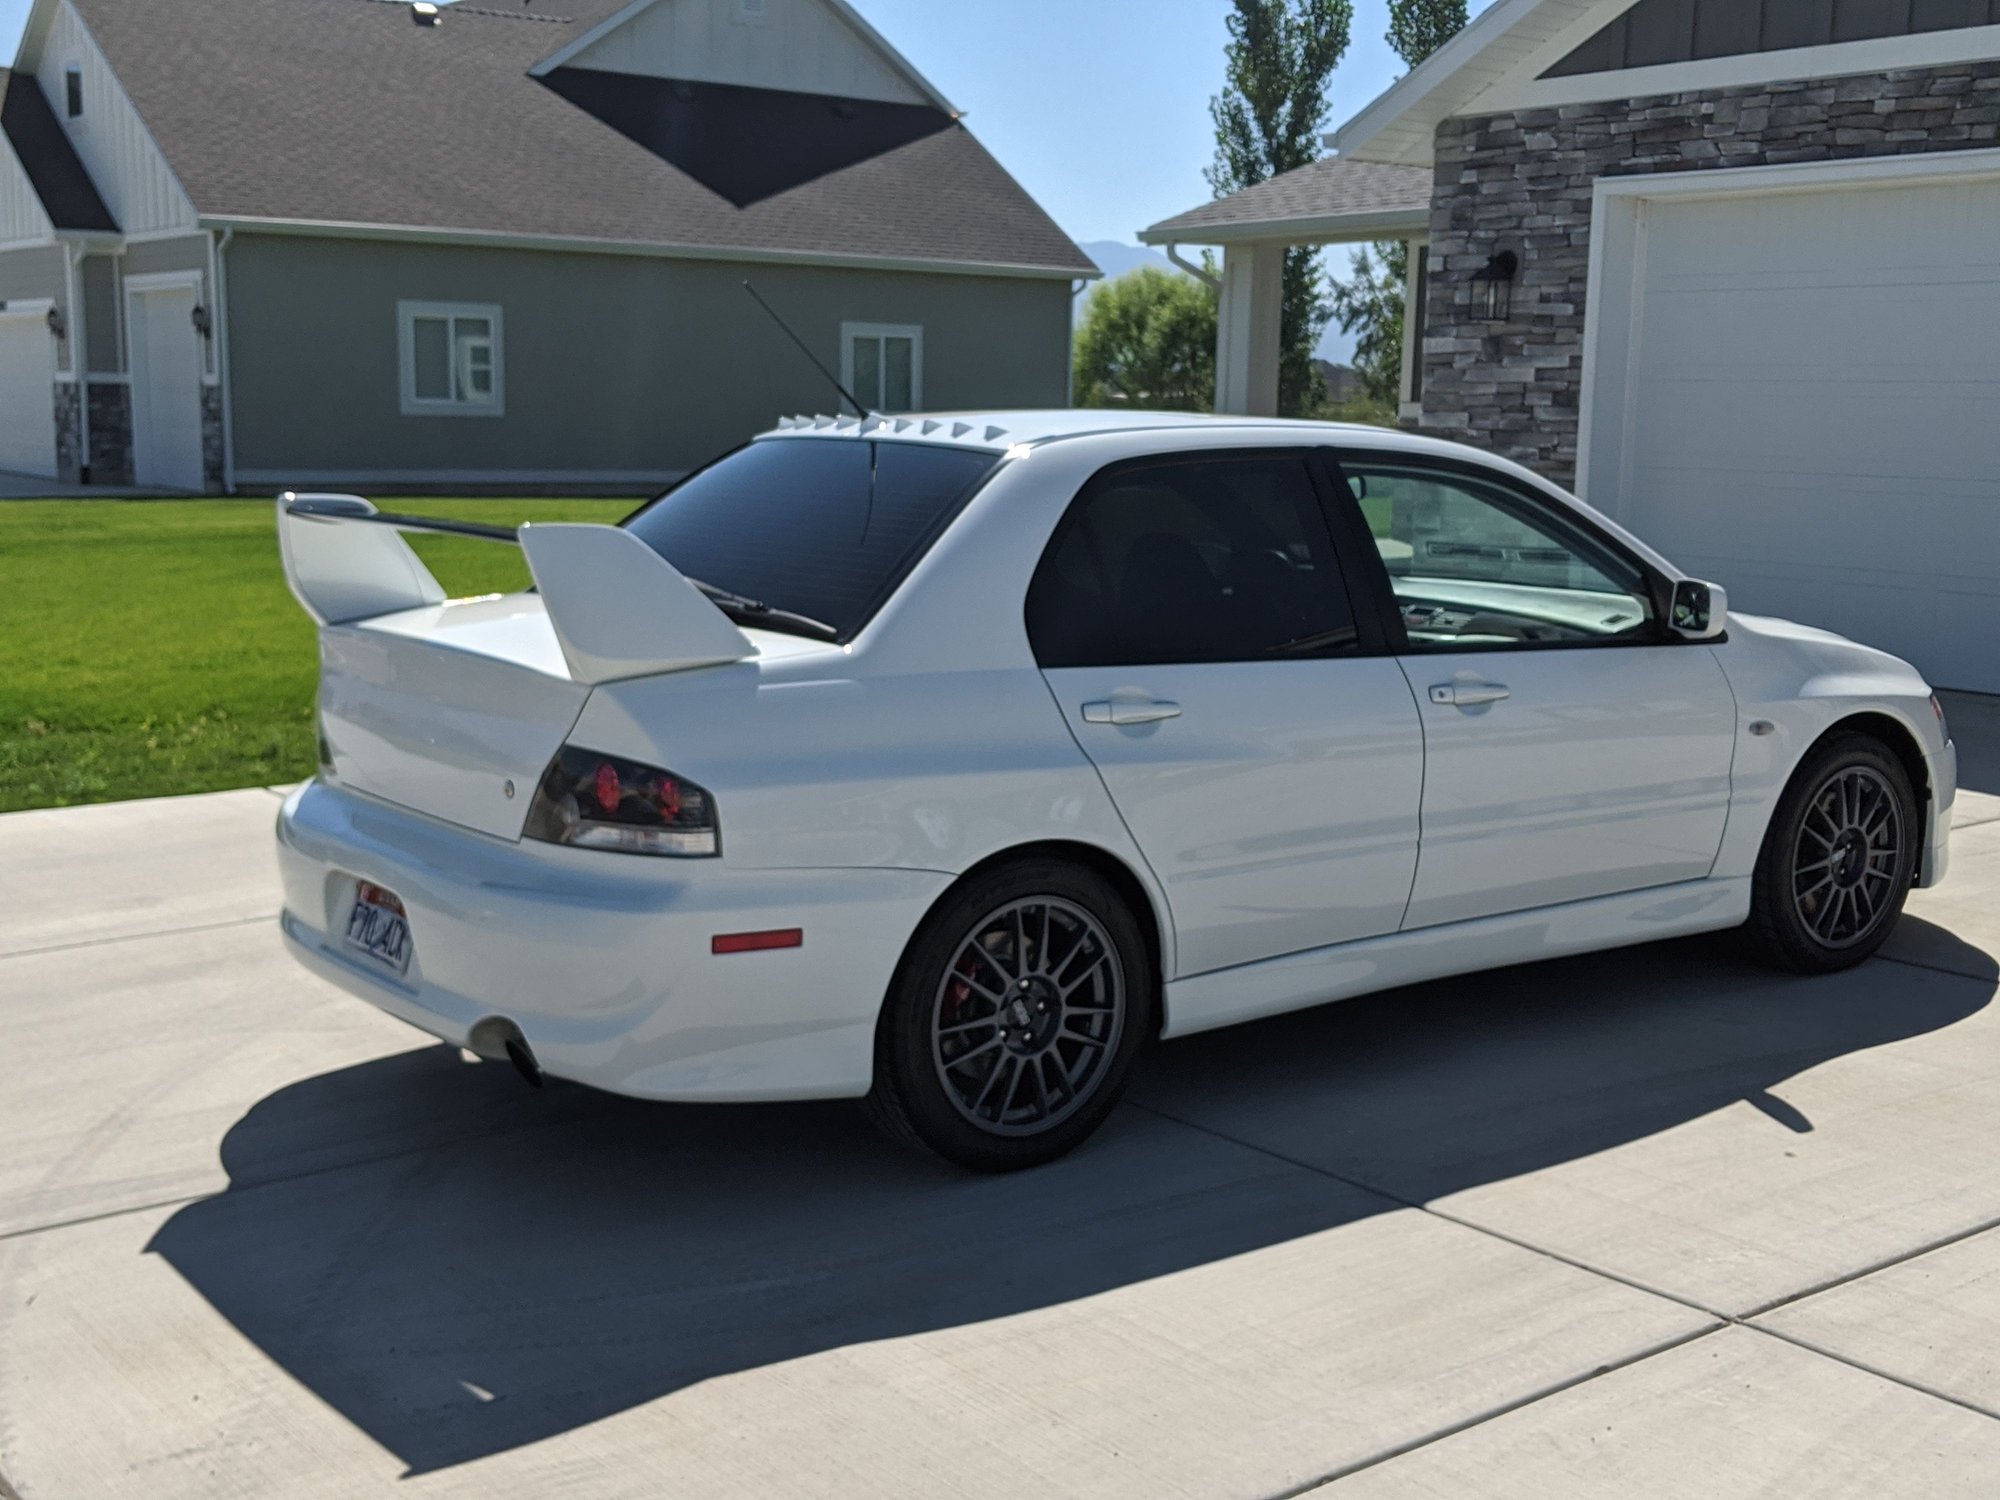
[0,0,1094,493]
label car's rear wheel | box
[866,858,1151,1171]
[1748,733,1918,974]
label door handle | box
[1429,682,1511,707]
[1083,699,1182,726]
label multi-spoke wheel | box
[1751,734,1918,973]
[867,859,1151,1171]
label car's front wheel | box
[866,858,1152,1171]
[1749,732,1918,974]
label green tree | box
[1073,266,1219,412]
[1387,0,1469,71]
[1208,0,1353,417]
[1329,241,1406,410]
[1331,0,1468,417]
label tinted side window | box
[624,439,997,641]
[1346,462,1656,649]
[1027,457,1357,667]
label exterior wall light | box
[191,304,214,341]
[46,307,67,341]
[1471,250,1519,323]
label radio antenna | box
[743,280,870,418]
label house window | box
[841,323,922,413]
[65,67,83,118]
[398,301,504,417]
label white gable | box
[538,0,952,110]
[26,0,195,235]
[0,133,55,245]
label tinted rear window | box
[624,439,999,641]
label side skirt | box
[1161,878,1752,1039]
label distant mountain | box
[1077,241,1186,285]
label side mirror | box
[1670,579,1728,640]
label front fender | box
[1708,614,1953,886]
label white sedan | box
[275,412,1958,1171]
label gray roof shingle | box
[1141,157,1431,243]
[71,0,1094,275]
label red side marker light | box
[712,928,804,956]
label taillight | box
[523,746,718,857]
[1932,693,1949,737]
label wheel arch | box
[1797,710,1933,864]
[889,840,1171,1036]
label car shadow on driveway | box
[146,922,1997,1476]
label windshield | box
[623,439,1000,642]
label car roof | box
[759,409,1493,461]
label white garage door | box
[1611,170,2000,693]
[0,309,59,481]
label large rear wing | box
[276,493,755,685]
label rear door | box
[1333,453,1738,931]
[1030,451,1425,979]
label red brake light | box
[524,747,718,858]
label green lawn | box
[0,498,635,813]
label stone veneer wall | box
[1420,61,2000,487]
[202,385,225,493]
[54,383,81,483]
[87,383,133,486]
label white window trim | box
[397,299,505,418]
[1575,146,2000,515]
[840,321,923,413]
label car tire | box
[865,857,1153,1172]
[1748,732,1918,975]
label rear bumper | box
[276,781,950,1102]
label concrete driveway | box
[2,697,1998,1498]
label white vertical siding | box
[34,0,196,236]
[570,0,931,105]
[0,137,55,245]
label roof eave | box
[200,214,1095,280]
[1328,0,1631,164]
[12,0,61,71]
[1138,205,1430,247]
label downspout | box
[1164,243,1221,292]
[212,227,236,495]
[1068,277,1087,407]
[64,241,90,483]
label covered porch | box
[1138,157,1433,417]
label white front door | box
[128,282,206,491]
[1594,167,2000,692]
[1029,452,1425,978]
[1338,456,1738,931]
[0,309,59,479]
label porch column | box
[1214,242,1283,416]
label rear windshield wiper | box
[685,579,840,642]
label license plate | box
[343,881,413,975]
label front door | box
[1029,451,1425,979]
[128,281,206,491]
[1335,454,1738,931]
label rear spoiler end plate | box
[276,492,756,685]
